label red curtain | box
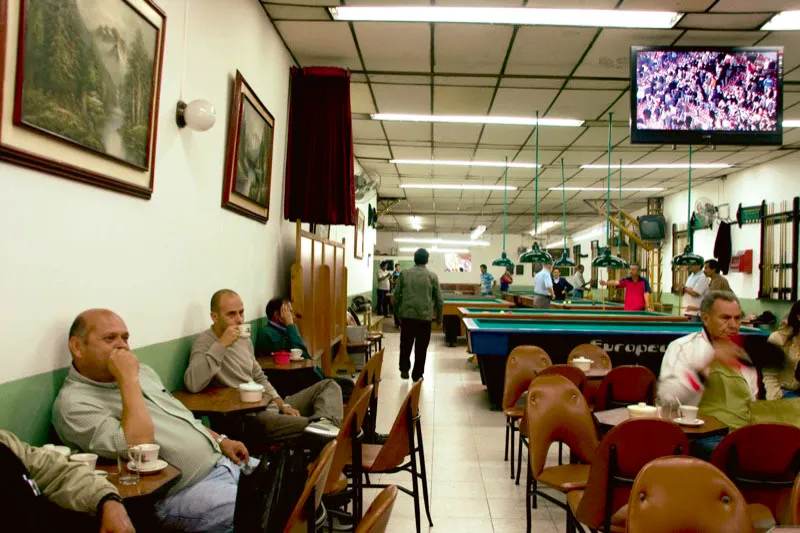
[284,67,355,226]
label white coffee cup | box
[290,348,303,360]
[133,443,160,465]
[43,444,72,457]
[680,405,699,422]
[239,323,251,339]
[69,453,98,470]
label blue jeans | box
[573,289,584,299]
[155,456,260,532]
[691,435,724,460]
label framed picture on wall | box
[222,71,275,223]
[354,209,365,259]
[311,224,330,239]
[0,0,167,198]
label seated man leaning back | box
[53,309,253,533]
[185,289,343,443]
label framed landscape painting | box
[0,0,166,198]
[222,71,274,223]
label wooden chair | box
[567,418,689,532]
[567,344,612,370]
[283,440,337,533]
[345,349,384,442]
[503,346,552,479]
[711,423,800,526]
[354,486,398,533]
[626,457,754,533]
[357,380,432,533]
[525,374,599,533]
[594,366,656,412]
[324,385,374,529]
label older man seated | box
[185,289,343,444]
[53,309,253,533]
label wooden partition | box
[291,221,352,377]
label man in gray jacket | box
[393,249,444,381]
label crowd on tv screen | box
[636,50,780,132]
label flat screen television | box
[638,215,667,241]
[630,46,784,145]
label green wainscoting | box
[0,318,267,445]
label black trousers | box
[442,315,461,345]
[399,318,432,380]
[377,289,389,315]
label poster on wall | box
[444,253,472,272]
[0,0,167,198]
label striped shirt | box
[479,272,494,295]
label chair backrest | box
[325,385,374,494]
[567,344,612,370]
[526,374,598,478]
[284,440,337,533]
[538,365,589,396]
[503,346,552,410]
[369,380,423,472]
[791,473,800,525]
[345,349,384,419]
[575,418,689,529]
[627,456,753,533]
[355,485,399,533]
[710,423,800,524]
[594,366,656,412]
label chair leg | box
[416,422,433,527]
[504,418,510,461]
[410,450,422,533]
[526,465,533,533]
[510,422,516,478]
[516,433,524,485]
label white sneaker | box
[304,418,340,439]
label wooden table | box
[258,355,316,370]
[258,355,320,397]
[593,408,729,440]
[172,387,269,416]
[97,463,180,500]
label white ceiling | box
[261,0,800,236]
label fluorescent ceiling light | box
[580,164,731,170]
[784,120,800,128]
[546,240,566,250]
[400,183,517,191]
[393,159,539,169]
[372,113,584,127]
[530,221,560,236]
[550,187,665,192]
[329,6,682,29]
[470,226,487,240]
[762,11,800,30]
[394,238,490,247]
[399,247,469,254]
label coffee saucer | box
[128,459,168,474]
[290,356,303,361]
[675,417,704,427]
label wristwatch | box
[280,403,292,413]
[96,493,123,516]
[215,434,228,445]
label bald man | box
[53,309,254,533]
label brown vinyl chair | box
[525,374,599,533]
[345,349,384,442]
[567,344,613,370]
[567,418,689,532]
[354,486,399,533]
[283,440,338,533]
[626,456,754,533]
[357,380,432,533]
[710,423,800,526]
[594,366,656,412]
[324,385,374,529]
[503,346,552,479]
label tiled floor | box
[360,327,566,533]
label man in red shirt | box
[600,263,652,311]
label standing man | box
[570,265,590,299]
[394,248,443,380]
[682,261,710,321]
[533,263,555,308]
[479,264,495,296]
[704,259,733,292]
[600,263,652,311]
[376,262,392,316]
[391,264,402,327]
[551,268,574,301]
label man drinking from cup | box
[186,290,343,444]
[53,309,253,533]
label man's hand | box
[281,405,301,416]
[219,325,241,348]
[713,338,745,369]
[99,500,135,533]
[108,349,140,385]
[280,303,294,326]
[220,438,250,464]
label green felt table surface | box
[464,318,766,335]
[444,298,507,305]
[459,308,670,317]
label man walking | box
[533,263,555,308]
[376,262,392,316]
[393,249,443,381]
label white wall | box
[0,0,296,384]
[330,198,377,296]
[662,151,800,299]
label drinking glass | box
[656,397,675,419]
[118,446,141,485]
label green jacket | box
[394,265,444,322]
[255,322,323,379]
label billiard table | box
[463,318,770,407]
[517,295,625,310]
[456,307,688,323]
[441,297,513,345]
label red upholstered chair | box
[594,366,656,412]
[566,418,689,532]
[791,474,800,524]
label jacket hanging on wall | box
[714,222,733,275]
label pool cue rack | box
[758,197,799,301]
[737,202,765,227]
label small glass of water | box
[118,446,141,485]
[655,397,675,419]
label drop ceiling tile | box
[573,29,676,79]
[674,30,765,47]
[490,87,560,116]
[361,162,397,176]
[429,147,480,160]
[500,78,565,89]
[274,21,361,69]
[354,143,391,159]
[265,0,335,5]
[433,86,495,114]
[265,5,331,20]
[433,123,483,144]
[547,90,621,120]
[354,23,430,72]
[570,125,630,148]
[676,13,773,31]
[350,83,376,114]
[506,27,599,76]
[435,76,498,87]
[352,119,386,140]
[372,84,430,114]
[434,24,513,74]
[392,146,432,159]
[566,79,629,90]
[604,90,631,122]
[710,0,800,10]
[370,74,431,85]
[523,127,584,148]
[479,125,535,145]
[620,0,714,8]
[384,122,432,142]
